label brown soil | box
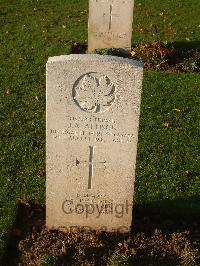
[71,41,200,74]
[3,202,200,266]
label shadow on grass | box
[172,41,200,50]
[2,202,45,266]
[167,41,200,71]
[2,197,200,265]
[70,41,200,55]
[133,197,200,234]
[70,42,87,54]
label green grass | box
[0,0,200,261]
[135,72,200,212]
[133,0,200,44]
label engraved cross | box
[76,146,106,189]
[109,4,120,30]
[109,4,113,30]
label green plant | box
[108,253,130,266]
[40,253,59,266]
[177,50,200,73]
[94,48,128,57]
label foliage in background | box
[40,253,59,266]
[94,48,129,57]
[94,42,200,73]
[108,253,129,266]
[176,49,200,73]
[131,41,175,70]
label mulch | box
[3,201,200,265]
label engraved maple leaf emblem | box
[73,74,116,113]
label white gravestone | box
[88,0,134,53]
[46,54,143,232]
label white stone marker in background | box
[46,54,143,232]
[88,0,134,53]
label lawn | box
[136,72,200,214]
[0,0,200,262]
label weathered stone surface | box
[88,0,134,53]
[46,54,143,232]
